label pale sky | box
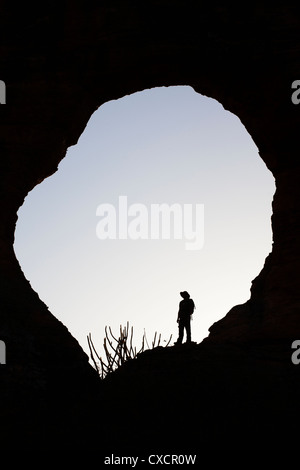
[14,85,275,364]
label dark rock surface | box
[0,3,300,450]
[100,341,299,451]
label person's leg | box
[176,320,184,344]
[185,319,191,343]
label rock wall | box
[1,3,300,449]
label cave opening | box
[13,85,275,359]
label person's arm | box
[177,304,181,322]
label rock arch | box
[1,3,300,449]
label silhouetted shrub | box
[87,322,172,379]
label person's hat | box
[180,291,190,298]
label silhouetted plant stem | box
[87,323,172,379]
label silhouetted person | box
[175,291,195,345]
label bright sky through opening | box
[14,86,275,361]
